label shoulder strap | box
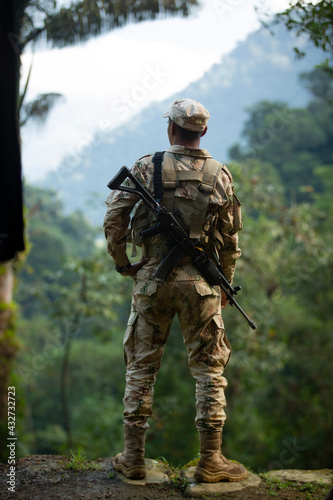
[198,158,222,193]
[152,151,165,203]
[162,157,222,192]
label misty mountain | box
[42,25,325,226]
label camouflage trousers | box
[122,259,232,433]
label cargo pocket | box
[194,281,220,297]
[123,310,138,365]
[133,280,158,297]
[211,314,232,368]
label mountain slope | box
[42,25,325,225]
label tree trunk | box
[0,1,26,461]
[0,262,16,461]
[0,1,25,262]
[60,335,73,450]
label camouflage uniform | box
[103,144,242,433]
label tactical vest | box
[130,151,234,257]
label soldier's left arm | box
[103,191,134,268]
[103,156,154,270]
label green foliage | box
[262,477,331,499]
[221,70,333,471]
[17,184,99,317]
[168,463,188,492]
[266,0,333,75]
[300,67,333,102]
[13,68,333,471]
[229,78,333,203]
[15,185,130,458]
[0,268,21,463]
[275,1,333,52]
[66,447,101,471]
[20,0,199,51]
[20,93,64,127]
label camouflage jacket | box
[103,145,242,283]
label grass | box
[65,447,102,471]
[261,476,331,498]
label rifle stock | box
[107,166,130,190]
[108,166,256,330]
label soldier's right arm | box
[215,168,243,284]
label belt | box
[141,243,169,258]
[141,243,193,267]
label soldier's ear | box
[170,121,178,136]
[201,126,208,138]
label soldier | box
[103,98,247,482]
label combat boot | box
[112,426,146,479]
[194,431,247,483]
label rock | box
[16,454,72,483]
[112,458,169,486]
[112,458,263,496]
[262,469,333,485]
[182,466,261,497]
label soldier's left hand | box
[221,290,228,309]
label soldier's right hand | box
[121,257,150,278]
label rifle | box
[108,166,257,330]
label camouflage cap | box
[163,98,210,132]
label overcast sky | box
[20,0,291,182]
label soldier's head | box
[163,98,209,148]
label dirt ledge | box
[0,455,332,499]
